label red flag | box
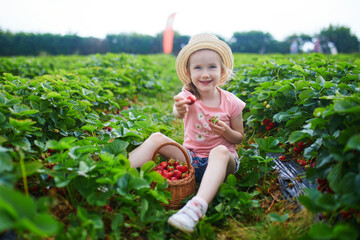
[163,13,176,54]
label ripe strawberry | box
[156,170,163,175]
[46,174,52,181]
[341,211,352,219]
[162,170,169,178]
[155,165,164,171]
[167,158,176,166]
[167,171,174,178]
[160,161,167,168]
[297,142,304,149]
[266,126,271,131]
[268,122,275,129]
[170,177,178,181]
[300,160,307,166]
[294,147,301,153]
[187,95,196,105]
[279,155,286,161]
[263,119,270,126]
[174,161,180,166]
[182,173,189,179]
[173,170,182,179]
[103,204,112,212]
[176,165,188,173]
[167,166,174,172]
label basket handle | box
[151,141,193,170]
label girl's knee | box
[148,132,166,142]
[210,145,230,156]
[148,132,173,146]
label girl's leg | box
[168,145,236,233]
[196,145,236,204]
[129,132,186,168]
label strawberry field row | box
[225,53,360,239]
[0,52,359,239]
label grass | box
[216,204,313,240]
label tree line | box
[0,25,358,56]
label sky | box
[0,0,359,41]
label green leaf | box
[46,137,77,151]
[255,137,284,153]
[308,223,333,239]
[226,174,236,187]
[237,171,260,187]
[43,91,63,99]
[0,112,6,124]
[333,223,359,240]
[345,134,360,151]
[11,104,39,115]
[9,118,37,132]
[328,163,343,193]
[140,161,155,176]
[102,139,128,156]
[334,100,360,113]
[0,152,13,172]
[129,178,149,190]
[140,198,149,221]
[0,185,59,236]
[292,64,305,73]
[303,138,323,159]
[289,131,310,144]
[146,171,164,183]
[81,124,97,133]
[111,213,124,231]
[268,212,289,222]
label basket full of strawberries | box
[152,142,196,209]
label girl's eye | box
[194,66,201,70]
[209,65,217,69]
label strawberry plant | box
[1,52,359,239]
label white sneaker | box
[168,197,207,233]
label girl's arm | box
[209,113,244,144]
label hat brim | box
[176,36,233,86]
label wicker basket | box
[151,142,196,209]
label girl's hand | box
[209,120,228,136]
[173,95,190,118]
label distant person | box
[290,39,298,54]
[328,42,338,55]
[314,38,321,53]
[128,33,246,233]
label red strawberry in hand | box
[187,95,196,105]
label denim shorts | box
[185,149,240,183]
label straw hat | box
[175,33,234,86]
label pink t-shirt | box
[178,88,246,158]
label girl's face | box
[188,49,223,95]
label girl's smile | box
[188,49,223,95]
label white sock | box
[192,196,208,215]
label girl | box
[129,33,246,233]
